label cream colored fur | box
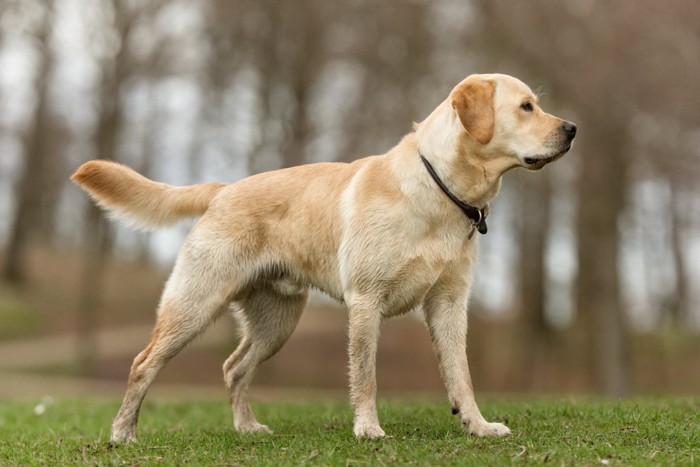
[71,73,575,442]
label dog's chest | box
[343,219,470,316]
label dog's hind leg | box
[223,281,307,434]
[110,242,239,443]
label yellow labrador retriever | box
[72,73,576,441]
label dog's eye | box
[520,102,534,112]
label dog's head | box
[450,74,576,170]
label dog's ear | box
[451,79,495,145]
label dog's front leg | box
[424,293,510,437]
[347,296,385,438]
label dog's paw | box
[353,422,386,439]
[463,419,510,437]
[110,428,137,444]
[236,422,273,435]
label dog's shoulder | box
[349,155,403,207]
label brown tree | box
[3,0,58,283]
[76,0,167,373]
[474,0,634,394]
[513,171,553,390]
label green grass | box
[0,397,697,465]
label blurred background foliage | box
[1,0,699,398]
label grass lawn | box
[0,397,697,465]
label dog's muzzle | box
[524,121,577,167]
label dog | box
[72,73,576,441]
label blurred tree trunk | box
[575,123,630,396]
[3,0,56,283]
[76,0,133,374]
[667,183,689,327]
[134,89,160,265]
[248,0,323,172]
[473,0,639,396]
[514,172,553,391]
[277,2,322,169]
[336,0,431,162]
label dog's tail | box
[71,160,227,230]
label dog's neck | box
[385,133,499,223]
[404,100,510,208]
[440,140,505,208]
[419,153,489,236]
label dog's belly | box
[270,277,307,296]
[271,246,447,311]
[279,249,344,301]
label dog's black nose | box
[561,122,577,139]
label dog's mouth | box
[523,144,571,170]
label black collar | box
[419,154,488,237]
